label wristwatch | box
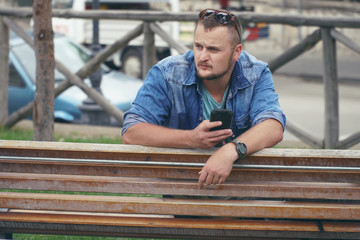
[231,140,247,162]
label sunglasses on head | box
[198,9,241,39]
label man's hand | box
[198,143,238,189]
[189,120,233,149]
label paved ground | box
[274,74,360,149]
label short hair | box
[195,10,242,46]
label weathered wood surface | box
[32,0,55,141]
[142,22,156,79]
[2,192,360,220]
[2,210,360,239]
[269,28,322,73]
[331,28,360,55]
[1,8,360,28]
[2,172,360,199]
[322,28,339,149]
[1,140,360,239]
[0,18,9,126]
[150,22,189,54]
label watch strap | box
[231,140,247,162]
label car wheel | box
[121,48,142,79]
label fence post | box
[321,27,339,149]
[143,22,156,79]
[0,17,9,126]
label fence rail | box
[0,7,359,149]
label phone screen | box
[209,109,233,131]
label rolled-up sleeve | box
[121,113,147,135]
[121,65,171,135]
[250,67,286,131]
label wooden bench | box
[1,139,360,239]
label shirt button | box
[199,117,202,121]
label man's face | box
[193,24,238,81]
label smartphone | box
[209,109,233,131]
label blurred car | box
[8,31,143,125]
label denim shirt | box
[122,50,286,139]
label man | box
[122,9,286,189]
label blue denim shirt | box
[122,50,286,139]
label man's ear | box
[233,44,242,61]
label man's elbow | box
[268,120,284,147]
[275,129,284,144]
[122,130,137,145]
[122,132,130,144]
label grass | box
[0,125,121,144]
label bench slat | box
[1,192,360,220]
[2,172,360,200]
[1,140,360,165]
[1,160,360,182]
[1,210,360,239]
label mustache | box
[197,61,212,68]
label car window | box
[9,62,26,88]
[11,43,36,83]
[11,35,109,83]
[54,37,92,73]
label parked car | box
[8,31,143,126]
[51,0,180,79]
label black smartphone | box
[209,109,233,131]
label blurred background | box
[1,0,359,148]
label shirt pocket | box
[234,113,251,134]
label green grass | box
[0,126,121,144]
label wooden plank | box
[0,210,360,239]
[338,131,360,149]
[2,172,360,200]
[0,17,9,126]
[1,192,360,220]
[143,22,156,79]
[2,210,360,239]
[1,140,360,165]
[321,27,339,149]
[1,7,360,28]
[330,28,360,55]
[150,22,189,54]
[0,210,317,231]
[283,121,323,148]
[2,159,360,182]
[269,28,321,73]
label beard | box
[196,55,234,81]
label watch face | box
[238,143,247,155]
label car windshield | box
[11,35,109,83]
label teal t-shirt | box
[201,82,230,120]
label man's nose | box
[199,49,210,61]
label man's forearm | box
[122,123,193,148]
[235,118,284,154]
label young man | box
[122,9,286,189]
